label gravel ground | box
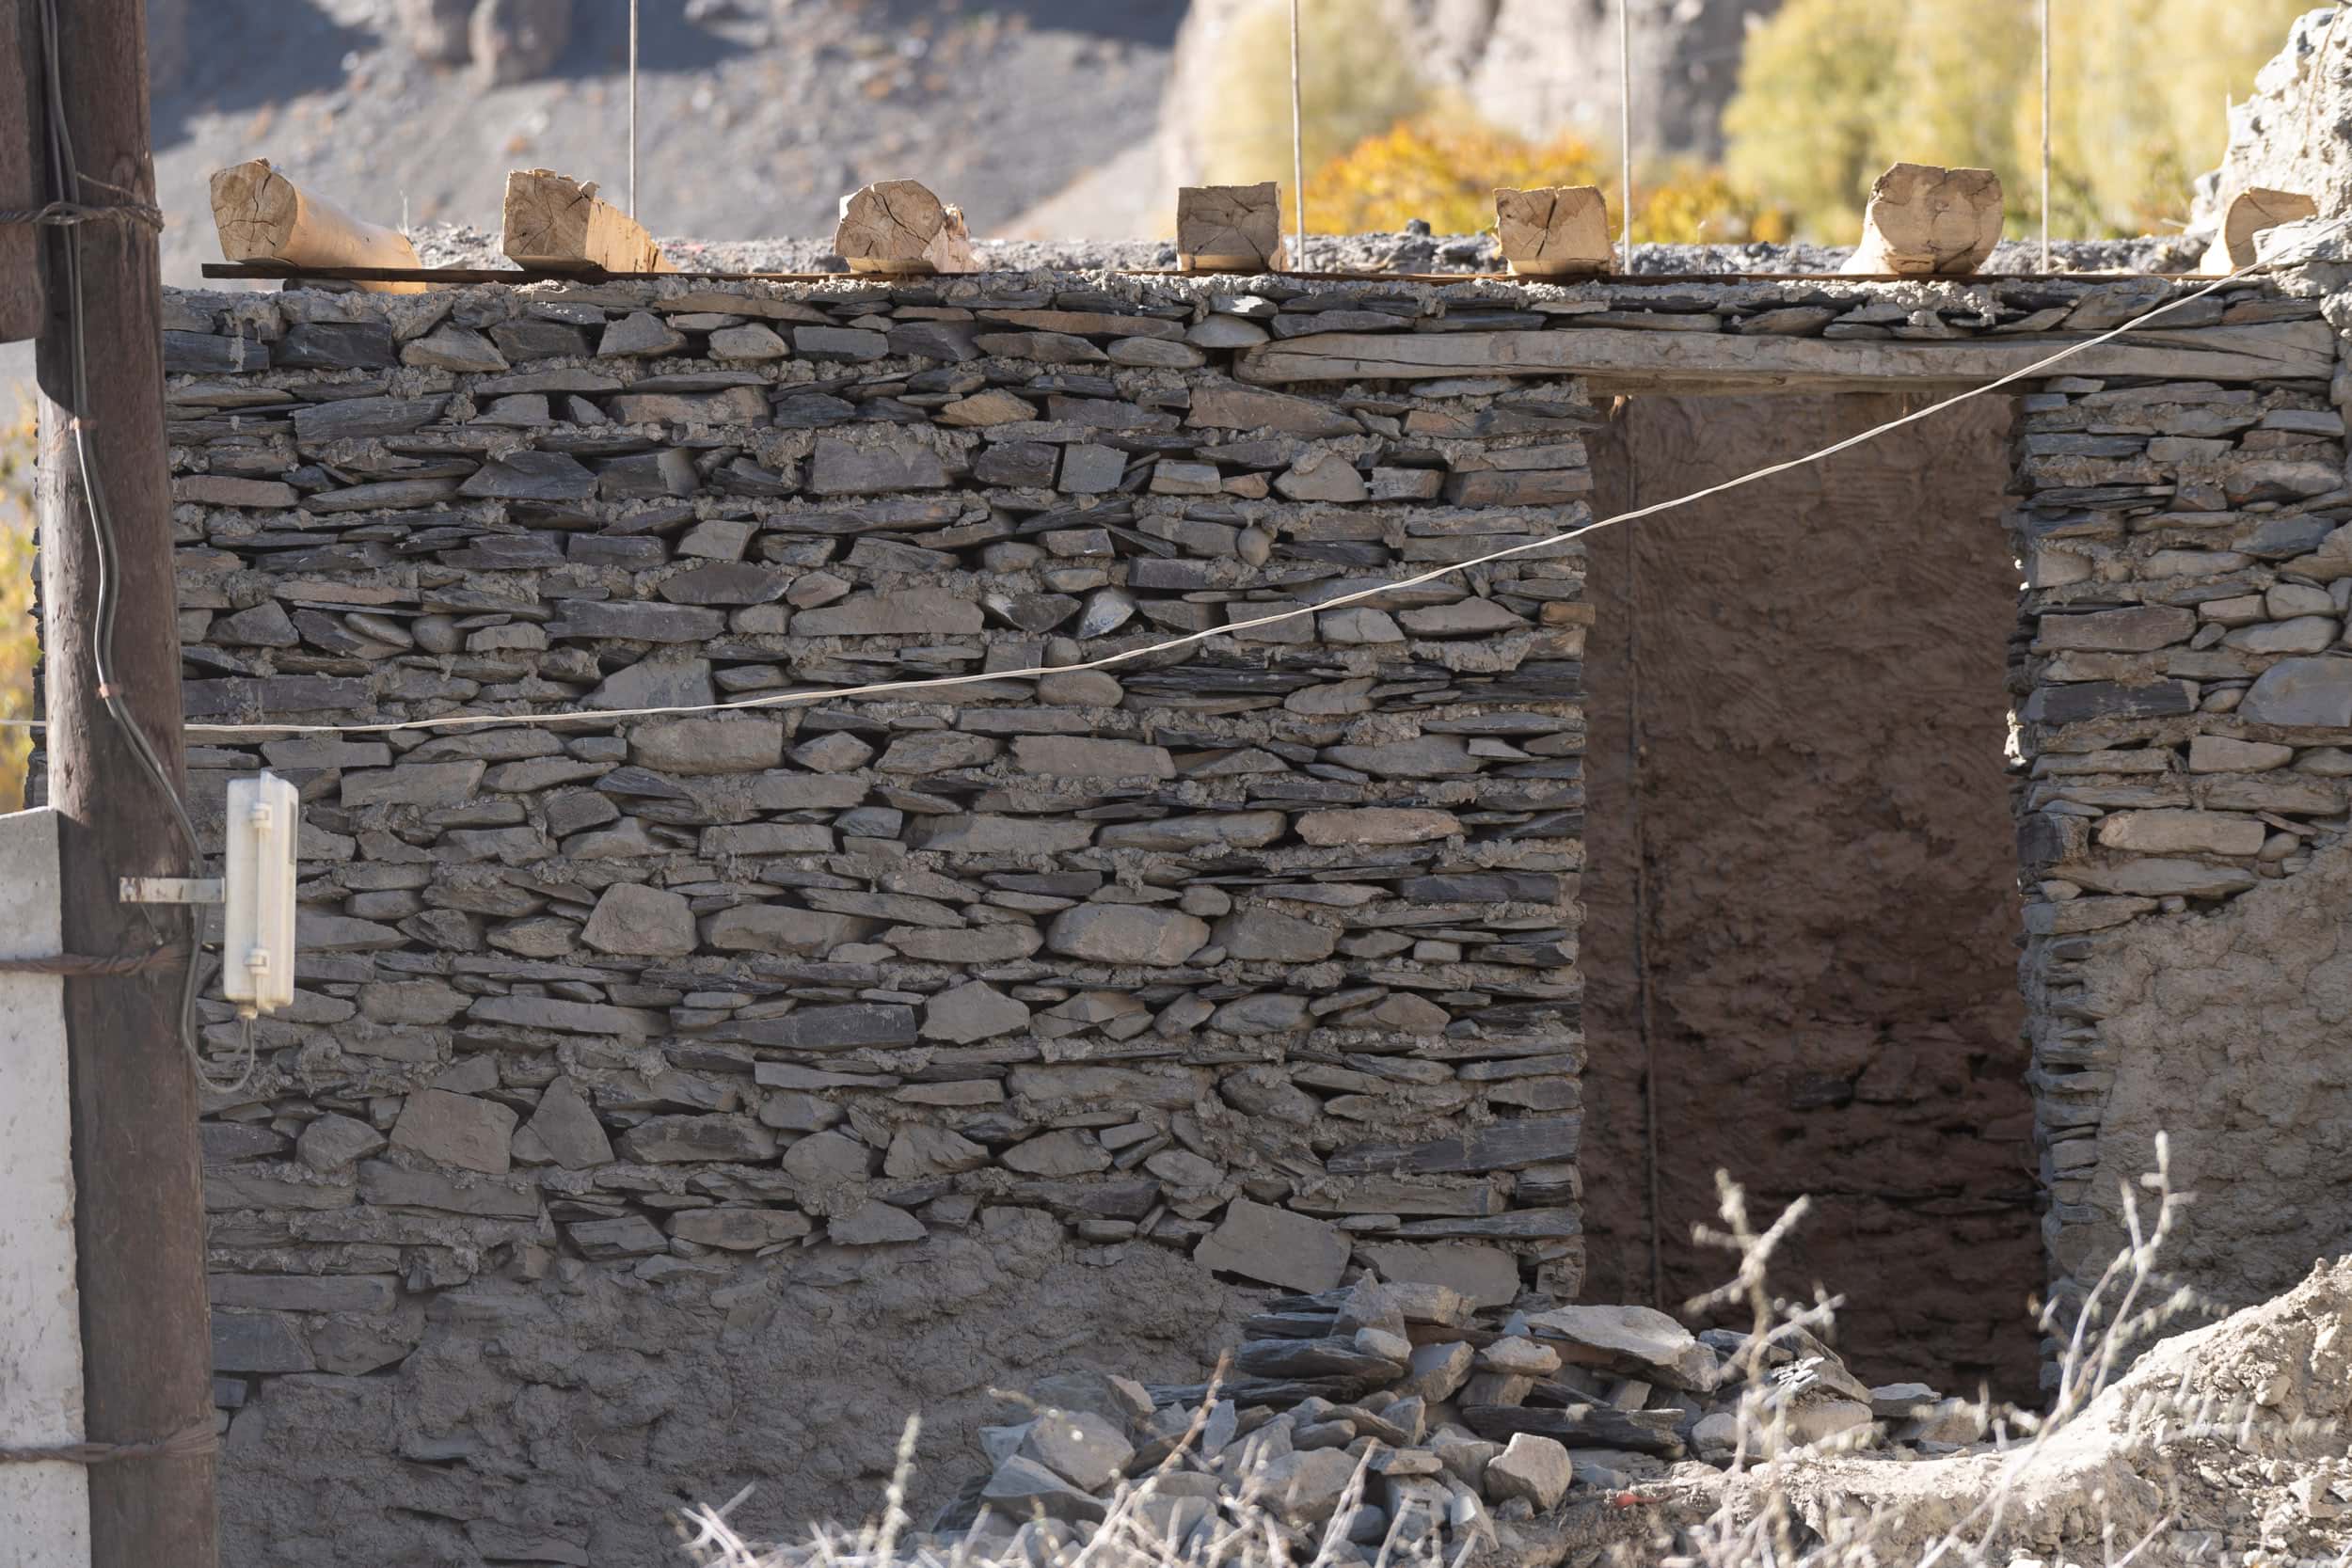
[401,223,2204,277]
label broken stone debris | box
[921,1275,1972,1568]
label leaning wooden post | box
[2203,188,2318,274]
[833,179,977,274]
[1843,163,2004,277]
[1176,182,1287,274]
[1494,186,1613,277]
[0,0,42,340]
[208,159,428,293]
[31,0,220,1563]
[501,167,674,275]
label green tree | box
[1724,0,2314,240]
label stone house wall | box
[2007,277,2352,1350]
[141,267,1590,1560]
[56,258,2352,1557]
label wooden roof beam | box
[209,160,429,295]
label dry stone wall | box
[2007,274,2352,1357]
[87,257,2352,1551]
[142,267,1593,1555]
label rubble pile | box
[929,1277,1981,1564]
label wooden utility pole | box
[30,0,220,1562]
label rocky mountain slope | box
[142,0,1184,288]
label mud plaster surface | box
[2071,837,2352,1313]
[1580,393,2040,1401]
[220,1217,1256,1566]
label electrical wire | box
[628,0,640,222]
[0,241,2329,755]
[7,105,2344,1103]
[33,0,250,1094]
[1288,0,1305,273]
[1618,0,1634,273]
[2040,0,2052,274]
[2,241,2310,752]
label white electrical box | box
[221,771,299,1017]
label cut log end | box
[208,161,299,260]
[1494,186,1613,277]
[2204,187,2320,274]
[1844,162,2003,277]
[208,158,429,294]
[834,179,978,275]
[1177,183,1287,275]
[502,167,674,276]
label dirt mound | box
[1704,1257,2352,1563]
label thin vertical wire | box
[628,0,641,220]
[1618,0,1633,272]
[1289,0,1305,272]
[2040,0,2051,272]
[1618,407,1662,1312]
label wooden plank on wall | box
[1237,319,2340,394]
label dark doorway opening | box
[1580,392,2042,1402]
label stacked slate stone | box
[119,255,2352,1484]
[2005,278,2352,1355]
[147,269,1592,1401]
[915,1279,1980,1568]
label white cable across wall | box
[1,242,2328,743]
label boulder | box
[469,0,572,85]
[1484,1433,1574,1510]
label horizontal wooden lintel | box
[1236,319,2336,392]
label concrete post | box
[0,806,92,1567]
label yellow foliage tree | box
[0,411,34,812]
[1724,0,2313,240]
[1304,118,1605,236]
[1305,115,1790,244]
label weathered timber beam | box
[1494,186,1611,277]
[1843,162,2003,277]
[1177,182,1287,274]
[2204,187,2318,274]
[1235,319,2337,393]
[501,168,674,274]
[209,159,429,295]
[833,179,977,275]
